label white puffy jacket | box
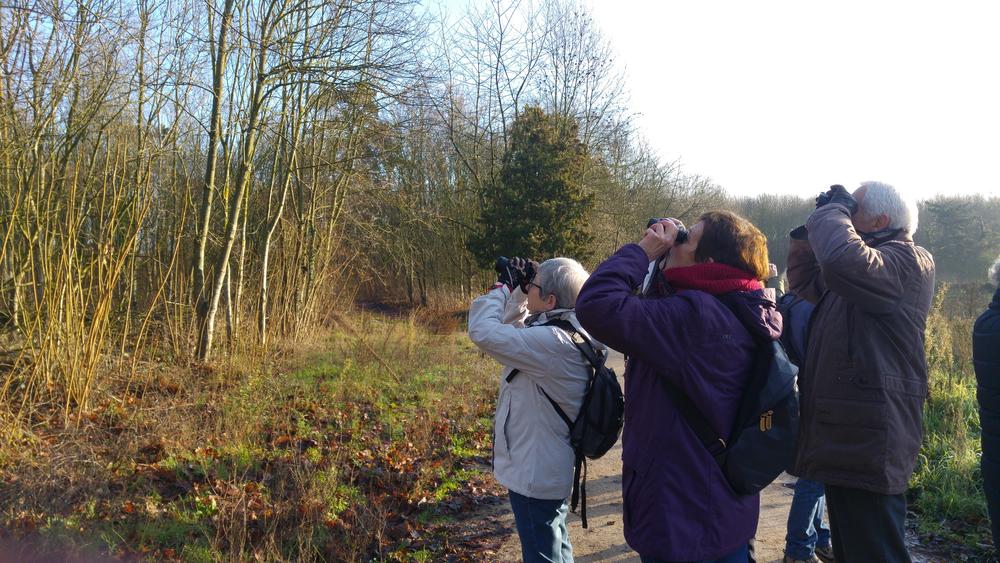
[468,285,599,500]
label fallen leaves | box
[0,317,506,561]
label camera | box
[646,218,689,244]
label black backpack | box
[505,318,624,528]
[663,296,800,496]
[776,292,815,367]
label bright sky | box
[586,0,1000,201]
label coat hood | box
[716,288,783,342]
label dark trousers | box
[824,484,910,563]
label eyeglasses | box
[526,281,543,293]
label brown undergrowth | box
[0,306,506,561]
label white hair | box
[990,254,1000,285]
[857,181,919,235]
[536,257,590,309]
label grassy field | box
[910,370,991,554]
[0,307,506,561]
[908,287,993,556]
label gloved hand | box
[790,224,808,240]
[510,257,539,292]
[494,256,539,291]
[815,184,858,215]
[494,257,517,290]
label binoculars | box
[646,218,689,244]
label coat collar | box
[527,307,575,326]
[526,308,605,351]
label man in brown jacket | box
[788,182,935,562]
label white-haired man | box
[974,255,1000,546]
[787,182,935,562]
[468,256,595,563]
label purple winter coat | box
[575,244,782,561]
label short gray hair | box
[990,254,1000,285]
[537,257,590,309]
[857,181,919,235]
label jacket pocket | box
[809,397,886,475]
[884,374,927,398]
[496,389,513,460]
[502,404,512,459]
[813,368,886,403]
[622,456,654,530]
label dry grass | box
[0,308,505,561]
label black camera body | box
[646,218,689,244]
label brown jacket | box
[788,203,935,494]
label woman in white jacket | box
[468,257,594,563]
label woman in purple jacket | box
[576,211,782,563]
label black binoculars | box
[646,218,689,244]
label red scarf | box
[662,262,762,295]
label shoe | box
[783,554,819,563]
[814,545,835,562]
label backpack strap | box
[657,292,768,463]
[504,317,605,381]
[661,379,727,462]
[507,317,602,431]
[504,316,601,529]
[538,385,573,430]
[544,318,606,370]
[535,384,588,528]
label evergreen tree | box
[468,106,596,267]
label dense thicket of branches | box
[0,0,724,419]
[0,0,996,420]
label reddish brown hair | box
[694,211,770,281]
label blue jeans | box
[784,478,831,559]
[508,490,574,563]
[640,544,749,563]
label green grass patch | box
[1,309,503,561]
[910,370,991,549]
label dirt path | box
[473,351,794,562]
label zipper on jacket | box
[501,391,512,459]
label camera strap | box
[857,227,902,246]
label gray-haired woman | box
[468,256,596,563]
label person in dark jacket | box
[576,211,781,563]
[788,182,935,563]
[974,255,1000,545]
[776,292,833,563]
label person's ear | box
[874,213,891,230]
[544,293,557,311]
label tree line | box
[733,193,1000,285]
[0,0,995,421]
